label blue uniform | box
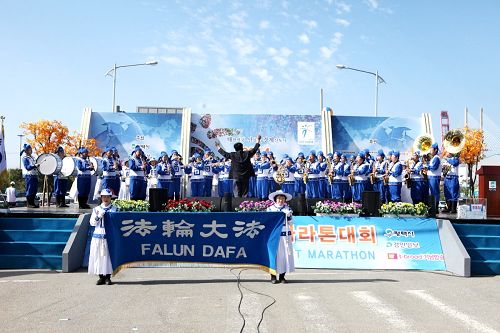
[76,157,93,197]
[387,161,403,202]
[202,159,216,197]
[342,163,352,202]
[427,155,442,207]
[256,160,271,200]
[443,157,460,202]
[373,160,388,203]
[330,161,344,200]
[305,162,321,199]
[409,161,429,204]
[156,161,174,197]
[171,159,184,199]
[185,161,205,197]
[352,163,369,202]
[317,161,328,198]
[128,156,149,200]
[101,157,120,196]
[22,156,38,197]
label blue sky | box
[1,0,499,167]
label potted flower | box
[162,198,214,212]
[313,200,362,216]
[114,199,150,212]
[235,200,274,212]
[379,202,429,217]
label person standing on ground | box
[5,181,16,208]
[216,134,261,197]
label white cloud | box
[267,47,278,56]
[298,33,310,44]
[303,20,318,29]
[365,0,379,10]
[259,20,270,29]
[281,47,293,57]
[251,68,273,82]
[161,56,186,66]
[232,37,258,57]
[336,1,351,14]
[335,18,350,27]
[332,32,343,45]
[319,32,343,59]
[267,47,293,67]
[320,46,334,59]
[228,11,248,29]
[224,66,237,77]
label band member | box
[101,147,120,197]
[325,152,334,198]
[21,144,39,208]
[317,151,328,198]
[408,151,429,205]
[387,151,403,202]
[427,143,442,209]
[294,152,306,197]
[266,190,295,284]
[146,157,159,197]
[256,152,271,200]
[202,149,216,197]
[128,146,149,200]
[76,147,94,209]
[156,152,174,197]
[248,150,260,198]
[363,149,374,191]
[185,153,205,197]
[170,150,184,200]
[342,154,353,202]
[443,152,460,213]
[281,157,297,197]
[268,151,277,193]
[351,153,369,203]
[88,188,117,286]
[305,151,320,198]
[372,150,387,204]
[331,152,343,201]
[53,146,69,208]
[118,160,130,200]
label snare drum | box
[89,157,104,176]
[61,156,78,177]
[36,153,63,175]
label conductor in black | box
[216,135,261,198]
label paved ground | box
[1,268,499,333]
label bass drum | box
[89,156,104,176]
[61,156,78,177]
[36,153,63,175]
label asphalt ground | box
[1,268,499,333]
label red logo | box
[388,253,398,259]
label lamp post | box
[105,60,158,113]
[17,134,24,169]
[336,64,386,117]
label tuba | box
[443,129,465,154]
[413,134,434,155]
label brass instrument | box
[443,129,465,154]
[420,154,429,181]
[348,163,355,186]
[273,163,286,184]
[369,162,377,185]
[303,162,311,184]
[442,164,451,177]
[383,164,390,186]
[326,159,333,185]
[404,160,415,189]
[413,134,435,155]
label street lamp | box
[336,64,386,117]
[105,60,158,113]
[17,134,24,169]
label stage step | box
[0,254,62,270]
[0,217,76,270]
[452,223,500,276]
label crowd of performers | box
[19,141,461,213]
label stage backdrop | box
[292,216,446,271]
[332,116,426,160]
[104,212,285,275]
[87,112,183,159]
[190,113,322,158]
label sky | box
[1,0,499,168]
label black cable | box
[230,268,277,333]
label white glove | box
[97,211,105,219]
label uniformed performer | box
[280,157,297,197]
[342,154,352,202]
[443,152,460,213]
[101,147,120,197]
[427,143,442,209]
[330,152,343,201]
[128,146,149,201]
[363,149,374,191]
[21,144,39,208]
[53,146,69,208]
[317,151,328,198]
[266,190,295,284]
[256,152,271,200]
[156,152,174,198]
[185,153,205,197]
[88,188,117,286]
[170,150,184,200]
[267,151,277,193]
[146,157,159,197]
[202,149,216,197]
[248,150,260,198]
[373,150,389,204]
[294,152,306,197]
[387,151,403,202]
[118,160,130,200]
[408,151,429,205]
[305,150,320,198]
[76,147,94,209]
[351,152,369,203]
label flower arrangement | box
[313,201,362,215]
[163,198,214,212]
[113,199,150,212]
[379,202,429,217]
[235,200,274,212]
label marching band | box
[18,140,462,213]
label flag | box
[0,120,7,175]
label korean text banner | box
[293,216,446,271]
[104,212,285,275]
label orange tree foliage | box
[460,126,485,197]
[20,120,69,154]
[65,131,102,157]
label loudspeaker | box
[294,194,307,216]
[361,191,381,217]
[428,194,436,217]
[149,188,168,212]
[221,192,233,212]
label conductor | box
[216,135,261,197]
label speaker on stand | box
[149,188,169,212]
[361,191,381,217]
